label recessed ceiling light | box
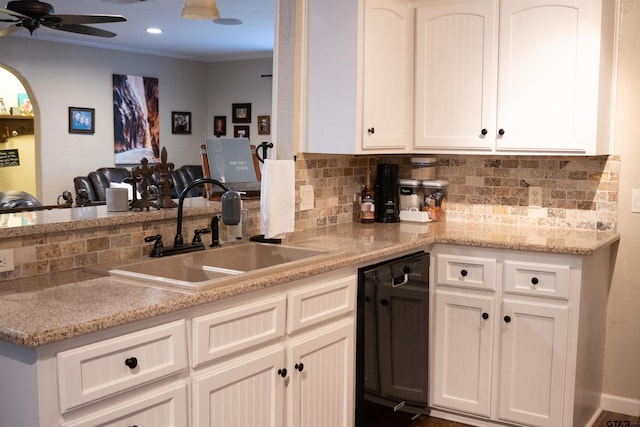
[146,27,163,34]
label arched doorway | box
[0,66,37,199]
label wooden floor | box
[363,400,639,427]
[410,411,640,427]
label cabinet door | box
[495,0,592,153]
[288,319,355,427]
[60,383,188,427]
[362,0,413,151]
[376,282,429,405]
[497,299,568,427]
[414,0,497,151]
[431,290,494,417]
[192,347,286,427]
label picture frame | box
[234,125,250,138]
[214,115,227,137]
[232,103,251,123]
[69,107,95,134]
[172,111,191,134]
[257,115,270,135]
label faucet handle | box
[145,234,164,257]
[192,228,210,245]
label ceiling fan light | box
[181,0,220,20]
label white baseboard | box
[601,393,640,417]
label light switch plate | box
[300,185,314,211]
[632,189,640,213]
[0,249,14,273]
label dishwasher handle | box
[392,265,411,288]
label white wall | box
[603,0,640,411]
[206,58,274,146]
[0,37,272,205]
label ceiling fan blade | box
[45,23,118,38]
[0,7,29,20]
[46,14,126,25]
[0,24,20,37]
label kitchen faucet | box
[146,178,241,257]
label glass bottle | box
[361,170,375,223]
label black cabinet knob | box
[379,299,389,306]
[504,315,511,323]
[460,269,468,277]
[367,127,375,135]
[531,277,539,285]
[125,357,138,369]
[481,128,488,135]
[498,129,505,136]
[277,368,287,378]
[482,312,489,320]
[295,363,304,372]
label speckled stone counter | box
[0,220,619,348]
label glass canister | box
[398,179,422,211]
[422,180,448,221]
[411,157,437,180]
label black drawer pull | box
[531,277,539,285]
[277,368,287,378]
[460,269,468,277]
[482,312,489,320]
[295,363,304,372]
[504,316,511,323]
[125,357,138,369]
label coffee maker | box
[374,163,399,223]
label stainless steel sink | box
[106,242,328,290]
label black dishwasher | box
[356,251,430,427]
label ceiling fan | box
[0,0,126,38]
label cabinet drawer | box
[60,382,188,427]
[503,260,570,300]
[436,254,497,291]
[57,320,187,412]
[192,296,287,368]
[287,274,356,334]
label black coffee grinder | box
[374,163,399,223]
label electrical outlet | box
[0,249,14,273]
[300,185,314,211]
[632,189,640,213]
[529,186,542,207]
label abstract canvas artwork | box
[112,74,160,165]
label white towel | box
[260,159,295,239]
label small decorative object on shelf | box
[0,98,6,114]
[154,147,177,209]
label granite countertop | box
[0,220,619,348]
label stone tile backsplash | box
[294,153,620,231]
[0,153,620,282]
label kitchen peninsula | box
[0,201,619,427]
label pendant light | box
[181,0,220,20]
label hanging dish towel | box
[260,159,295,239]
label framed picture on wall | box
[234,125,250,138]
[172,111,191,134]
[214,115,226,137]
[257,115,270,135]
[232,103,251,123]
[69,107,95,134]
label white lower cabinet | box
[430,244,612,427]
[191,270,357,427]
[192,346,286,427]
[432,290,495,417]
[0,269,356,427]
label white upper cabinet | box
[362,0,414,151]
[414,0,618,155]
[414,0,497,152]
[300,0,412,154]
